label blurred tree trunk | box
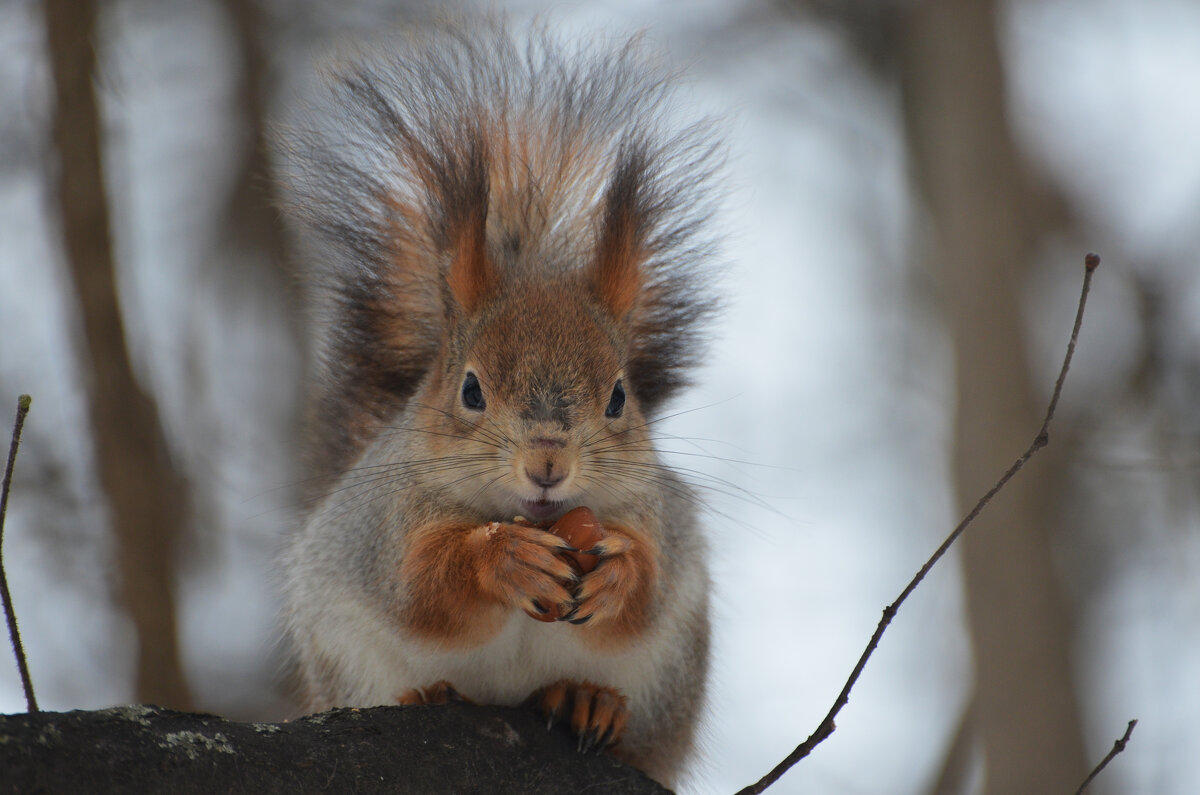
[209,0,302,720]
[43,0,192,710]
[219,0,293,278]
[896,0,1088,791]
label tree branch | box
[1073,719,1137,795]
[0,702,669,794]
[0,394,37,712]
[736,253,1100,794]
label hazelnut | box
[547,506,605,574]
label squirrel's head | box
[408,176,658,522]
[434,284,643,521]
[284,31,722,490]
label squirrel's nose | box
[525,467,565,490]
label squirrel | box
[276,20,723,788]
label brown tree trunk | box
[43,0,192,710]
[896,0,1087,791]
[219,0,293,272]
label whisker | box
[314,458,504,520]
[581,397,740,450]
[376,423,506,451]
[464,470,513,509]
[581,466,700,507]
[409,401,516,450]
[577,466,748,527]
[589,442,796,473]
[586,456,785,518]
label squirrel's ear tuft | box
[590,142,651,318]
[443,133,496,314]
[445,216,494,313]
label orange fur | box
[445,217,495,313]
[445,133,497,313]
[572,523,659,650]
[396,521,576,647]
[590,148,649,317]
[395,680,468,705]
[534,679,630,752]
[591,209,643,317]
[396,521,506,647]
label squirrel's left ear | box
[589,142,651,318]
[444,135,497,314]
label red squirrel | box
[276,21,723,787]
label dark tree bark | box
[896,0,1088,791]
[0,703,670,794]
[42,0,192,710]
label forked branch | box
[737,253,1102,794]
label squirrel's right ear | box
[589,142,651,319]
[442,135,497,314]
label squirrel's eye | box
[461,372,486,411]
[605,379,626,418]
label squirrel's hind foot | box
[529,679,629,753]
[395,680,470,705]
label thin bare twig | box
[736,253,1100,794]
[1073,719,1137,795]
[0,394,37,712]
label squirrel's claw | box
[475,522,579,619]
[583,534,631,559]
[530,680,628,753]
[535,680,569,730]
[568,532,643,627]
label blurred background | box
[2,0,1198,792]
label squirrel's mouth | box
[518,498,564,523]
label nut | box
[547,506,605,574]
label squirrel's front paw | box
[532,679,629,753]
[471,522,578,620]
[564,531,650,628]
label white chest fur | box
[323,595,666,709]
